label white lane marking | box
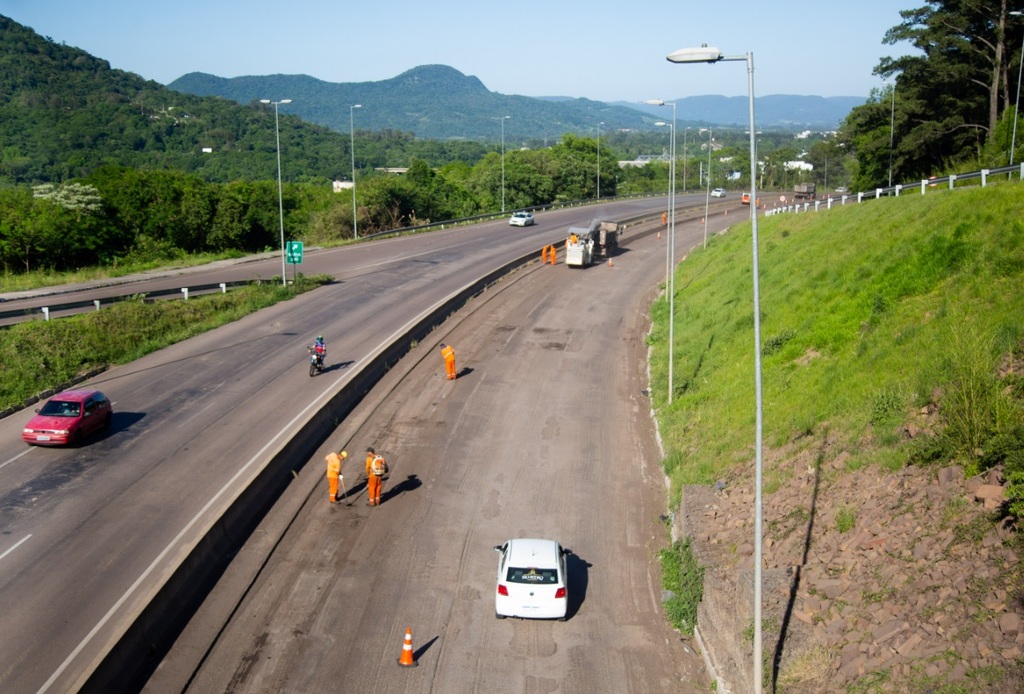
[0,447,33,471]
[0,534,32,562]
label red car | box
[22,390,113,446]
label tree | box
[846,1,1024,186]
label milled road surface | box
[149,213,739,693]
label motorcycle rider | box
[309,335,326,368]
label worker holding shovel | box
[325,450,348,503]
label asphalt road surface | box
[146,209,744,693]
[0,196,741,692]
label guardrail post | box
[895,185,902,197]
[857,193,863,203]
[921,180,927,195]
[981,169,989,187]
[948,174,956,190]
[181,288,189,301]
[1019,163,1024,179]
[42,307,49,321]
[94,300,101,311]
[220,283,227,293]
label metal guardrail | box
[357,192,665,241]
[1,194,686,326]
[765,163,1024,217]
[0,280,252,324]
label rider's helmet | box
[317,335,323,342]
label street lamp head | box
[280,99,292,104]
[645,99,667,106]
[260,99,270,104]
[654,121,669,127]
[667,45,723,64]
[353,104,362,109]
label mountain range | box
[168,65,865,141]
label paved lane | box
[152,210,743,693]
[0,197,704,692]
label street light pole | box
[683,127,690,193]
[704,127,713,249]
[260,98,292,287]
[668,45,764,694]
[1010,12,1023,168]
[350,104,362,239]
[648,100,676,405]
[499,115,510,213]
[888,83,896,187]
[597,121,604,199]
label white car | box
[711,188,726,198]
[509,211,535,227]
[494,538,569,620]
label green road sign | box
[286,240,304,264]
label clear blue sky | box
[1,0,910,101]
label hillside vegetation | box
[649,183,1024,691]
[651,182,1024,513]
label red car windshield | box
[38,400,81,417]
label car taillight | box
[555,587,566,599]
[497,584,509,596]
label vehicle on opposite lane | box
[509,211,535,227]
[711,188,726,198]
[22,390,113,446]
[494,538,569,620]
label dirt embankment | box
[680,438,1024,693]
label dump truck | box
[794,183,816,201]
[596,221,619,257]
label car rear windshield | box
[506,567,558,584]
[39,401,80,417]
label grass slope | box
[650,183,1024,504]
[0,276,330,412]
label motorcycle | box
[308,347,325,377]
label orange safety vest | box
[366,453,388,477]
[326,452,343,478]
[441,345,455,361]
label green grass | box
[659,537,704,636]
[650,182,1024,499]
[0,275,331,410]
[0,248,252,293]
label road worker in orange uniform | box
[440,343,457,380]
[325,450,348,503]
[365,446,388,506]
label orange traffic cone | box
[607,257,613,267]
[397,627,418,667]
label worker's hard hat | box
[340,450,348,458]
[440,343,446,348]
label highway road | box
[145,205,746,693]
[0,195,741,692]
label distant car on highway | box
[711,188,726,198]
[509,211,535,227]
[22,390,113,446]
[494,538,570,620]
